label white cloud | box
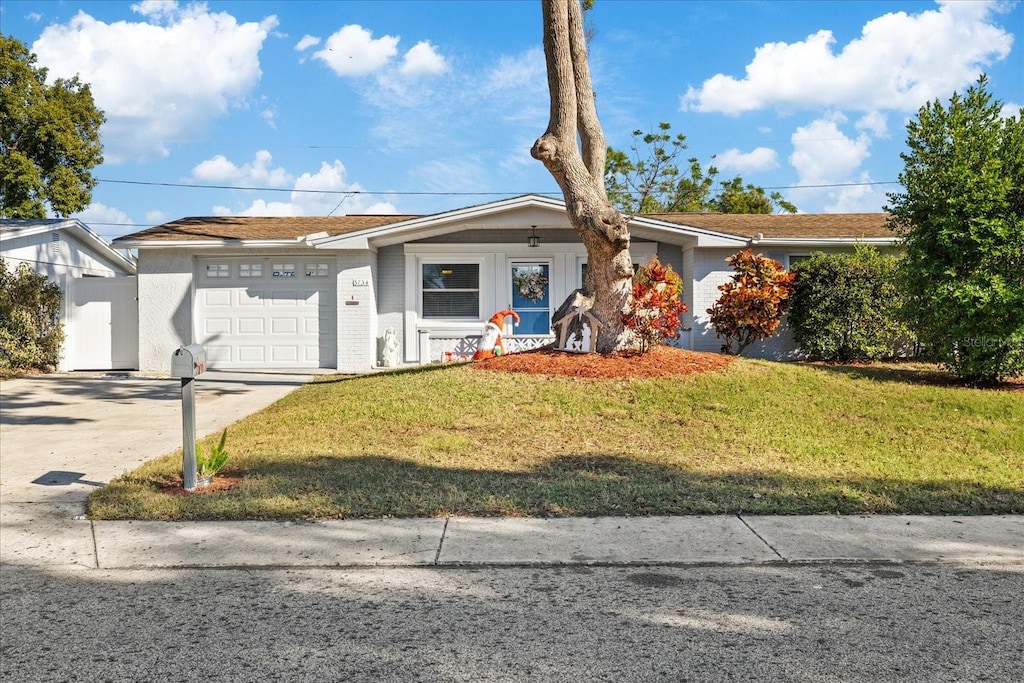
[681,0,1014,115]
[790,115,872,185]
[482,47,545,94]
[294,34,321,52]
[1002,102,1023,119]
[191,150,293,187]
[73,202,133,241]
[32,4,277,162]
[213,160,398,216]
[75,202,132,227]
[787,115,886,213]
[400,40,448,76]
[822,174,889,213]
[856,111,889,138]
[313,25,399,77]
[714,147,779,173]
[145,210,168,224]
[130,0,177,21]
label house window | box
[272,263,296,278]
[305,263,329,278]
[239,263,262,278]
[787,254,811,269]
[422,263,479,318]
[206,264,229,278]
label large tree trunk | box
[531,0,633,353]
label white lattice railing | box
[427,335,555,363]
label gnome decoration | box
[472,309,521,360]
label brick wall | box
[336,251,378,372]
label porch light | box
[528,225,540,248]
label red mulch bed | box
[471,345,733,379]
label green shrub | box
[788,247,911,362]
[0,260,64,371]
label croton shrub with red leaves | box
[707,249,796,355]
[623,256,688,353]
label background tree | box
[788,247,911,362]
[886,76,1024,383]
[708,249,795,355]
[1,35,105,218]
[605,121,796,214]
[531,0,634,353]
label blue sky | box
[2,0,1022,242]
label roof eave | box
[750,236,901,247]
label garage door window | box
[305,263,329,278]
[206,264,229,278]
[422,263,479,318]
[272,263,296,278]
[239,263,262,278]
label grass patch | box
[87,359,1024,520]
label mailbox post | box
[170,344,206,491]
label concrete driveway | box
[0,370,318,507]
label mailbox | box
[170,344,206,378]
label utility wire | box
[95,178,900,194]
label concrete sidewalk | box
[3,505,1021,570]
[3,371,1022,573]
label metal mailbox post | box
[170,344,206,491]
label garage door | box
[195,258,336,369]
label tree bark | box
[531,0,633,353]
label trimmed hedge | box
[789,247,911,362]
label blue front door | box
[510,263,551,335]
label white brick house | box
[113,195,900,373]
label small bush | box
[623,256,687,353]
[0,261,64,371]
[708,249,795,355]
[789,247,912,362]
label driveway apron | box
[0,371,314,507]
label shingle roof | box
[113,215,418,243]
[645,212,894,239]
[113,209,895,243]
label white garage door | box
[195,258,336,369]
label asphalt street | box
[3,562,1023,682]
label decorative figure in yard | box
[472,309,521,360]
[552,289,603,353]
[382,327,400,367]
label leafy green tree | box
[886,76,1024,383]
[605,121,796,214]
[0,260,64,371]
[1,34,105,218]
[789,247,911,362]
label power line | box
[96,177,900,194]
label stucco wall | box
[137,248,194,372]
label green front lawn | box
[87,359,1024,520]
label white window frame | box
[271,263,296,278]
[419,260,483,320]
[305,262,330,278]
[239,262,263,278]
[205,263,230,278]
